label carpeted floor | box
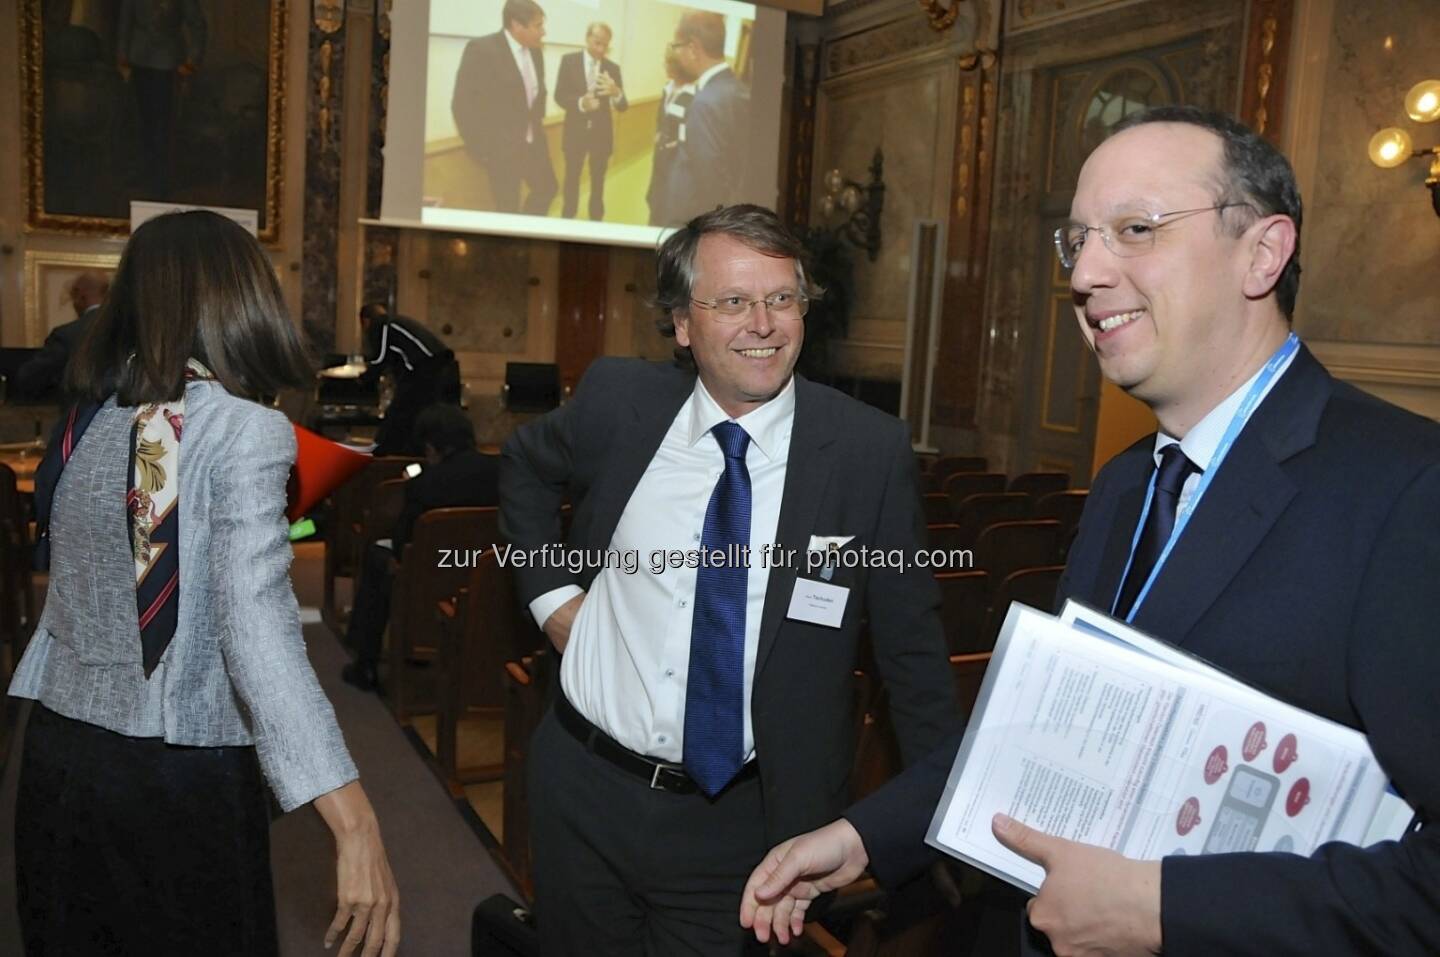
[0,542,519,955]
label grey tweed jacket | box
[9,381,357,811]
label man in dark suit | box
[740,107,1440,956]
[659,11,748,225]
[451,0,557,215]
[554,22,627,221]
[500,204,959,955]
[342,404,500,692]
[14,271,108,399]
[646,51,692,226]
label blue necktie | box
[1115,444,1198,618]
[683,421,752,797]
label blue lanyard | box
[1114,333,1301,621]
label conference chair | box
[943,472,1006,516]
[954,491,1030,543]
[322,456,419,633]
[985,565,1066,649]
[922,492,952,525]
[935,570,991,654]
[932,456,988,484]
[1008,471,1069,505]
[436,550,540,789]
[502,649,556,898]
[385,506,501,722]
[973,520,1061,598]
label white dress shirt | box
[505,29,538,142]
[1154,344,1298,515]
[531,378,795,761]
[694,61,730,93]
[580,51,625,113]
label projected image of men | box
[661,11,750,225]
[556,23,627,221]
[646,49,693,226]
[451,0,559,215]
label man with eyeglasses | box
[501,204,959,955]
[658,10,750,225]
[451,0,558,215]
[555,22,627,220]
[742,106,1440,956]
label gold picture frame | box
[20,0,289,243]
[22,249,122,345]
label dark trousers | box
[528,701,771,956]
[345,542,395,668]
[487,135,558,215]
[15,704,277,957]
[562,143,611,220]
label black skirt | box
[14,704,278,957]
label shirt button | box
[693,532,701,542]
[657,735,667,743]
[678,600,687,608]
[665,668,675,678]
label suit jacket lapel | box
[755,377,836,677]
[582,368,693,558]
[1130,346,1330,645]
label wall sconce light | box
[819,148,886,262]
[1368,79,1440,217]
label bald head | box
[70,271,109,317]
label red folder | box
[286,425,370,522]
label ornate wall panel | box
[1296,0,1440,349]
[301,4,346,352]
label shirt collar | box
[1153,346,1299,471]
[504,29,527,61]
[696,62,729,91]
[583,50,597,72]
[687,376,795,462]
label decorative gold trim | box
[315,0,344,33]
[21,0,289,244]
[917,0,962,32]
[22,250,122,345]
[1254,16,1278,133]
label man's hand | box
[739,818,869,946]
[542,592,585,653]
[580,93,600,113]
[596,72,621,99]
[992,813,1162,957]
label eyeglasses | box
[1053,203,1254,269]
[689,291,810,322]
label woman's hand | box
[314,782,401,956]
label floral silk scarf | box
[128,359,215,677]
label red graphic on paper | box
[1242,722,1268,762]
[1273,733,1300,774]
[1286,779,1311,817]
[1176,797,1202,836]
[1203,746,1229,785]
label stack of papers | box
[926,601,1416,893]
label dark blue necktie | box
[1115,444,1198,618]
[683,421,752,797]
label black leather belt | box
[553,691,757,795]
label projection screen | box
[381,0,787,247]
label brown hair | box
[68,210,313,405]
[653,204,822,367]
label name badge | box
[786,579,849,628]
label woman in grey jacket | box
[9,211,400,956]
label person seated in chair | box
[342,404,500,692]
